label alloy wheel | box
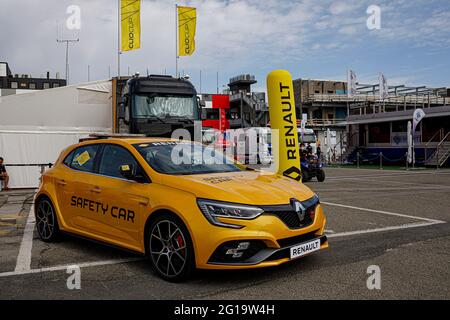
[36,200,55,240]
[149,220,188,278]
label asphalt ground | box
[0,167,449,299]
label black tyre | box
[147,213,195,282]
[302,170,310,182]
[35,197,60,242]
[317,170,326,182]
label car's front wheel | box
[147,214,195,282]
[35,197,60,242]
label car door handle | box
[56,179,67,186]
[90,187,102,194]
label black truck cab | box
[117,75,201,138]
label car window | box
[134,142,242,175]
[99,145,138,179]
[69,145,99,173]
[63,151,74,167]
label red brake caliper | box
[176,234,185,257]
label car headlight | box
[197,199,264,229]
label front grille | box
[277,230,319,247]
[267,235,327,261]
[261,197,318,230]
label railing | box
[5,163,53,174]
[229,74,255,83]
[435,131,450,167]
[327,132,358,164]
[424,128,444,163]
[307,93,450,105]
[306,118,346,126]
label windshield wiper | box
[146,115,166,124]
[168,116,194,124]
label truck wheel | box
[35,197,61,242]
[148,213,195,282]
[317,170,326,182]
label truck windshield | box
[134,142,242,175]
[133,95,197,119]
[299,133,316,144]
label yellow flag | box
[121,0,141,52]
[178,6,196,56]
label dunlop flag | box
[121,0,141,52]
[178,6,196,56]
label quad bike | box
[301,156,325,182]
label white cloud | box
[0,0,448,91]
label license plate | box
[290,239,321,259]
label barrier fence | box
[329,151,431,171]
[1,163,53,190]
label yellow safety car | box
[35,137,328,281]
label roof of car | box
[80,137,192,146]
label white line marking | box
[14,205,35,272]
[322,201,446,239]
[322,201,445,224]
[326,170,450,181]
[316,186,450,192]
[328,221,444,238]
[1,200,446,278]
[0,258,142,278]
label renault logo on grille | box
[291,198,306,222]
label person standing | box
[0,157,9,191]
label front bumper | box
[193,204,328,270]
[208,233,328,266]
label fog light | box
[237,242,250,250]
[226,242,250,258]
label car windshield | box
[133,94,197,119]
[134,142,243,175]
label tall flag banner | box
[121,0,141,52]
[407,121,413,164]
[412,108,426,132]
[347,69,357,98]
[178,6,197,56]
[379,73,388,100]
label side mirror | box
[119,96,130,125]
[120,164,135,180]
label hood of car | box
[161,171,316,205]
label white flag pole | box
[118,0,121,77]
[175,4,179,78]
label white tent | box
[0,80,113,188]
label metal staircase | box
[425,130,450,167]
[327,132,358,164]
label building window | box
[43,83,50,89]
[53,83,60,88]
[20,82,28,88]
[29,83,36,89]
[368,122,390,144]
[10,82,18,89]
[202,109,220,120]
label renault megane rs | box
[35,137,328,281]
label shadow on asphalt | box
[47,231,321,286]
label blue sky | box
[1,0,449,92]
